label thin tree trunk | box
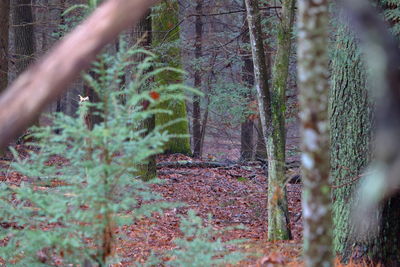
[192,0,203,158]
[245,0,291,240]
[266,0,295,241]
[240,3,255,162]
[0,0,10,93]
[13,0,35,75]
[134,12,156,181]
[244,0,271,164]
[298,0,333,266]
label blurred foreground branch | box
[0,0,158,149]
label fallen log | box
[157,161,235,169]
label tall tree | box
[330,17,373,261]
[12,0,35,75]
[152,0,191,155]
[332,1,400,265]
[298,0,333,266]
[266,0,295,241]
[240,0,254,162]
[0,0,10,93]
[245,0,291,240]
[131,12,156,181]
[192,0,203,158]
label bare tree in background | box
[240,0,254,162]
[12,0,35,75]
[192,0,203,158]
[0,0,10,93]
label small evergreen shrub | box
[0,44,186,266]
[0,41,244,266]
[169,210,245,267]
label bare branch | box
[0,0,159,149]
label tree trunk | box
[298,0,333,266]
[266,0,295,241]
[332,2,400,265]
[152,0,191,155]
[245,0,291,240]
[0,0,10,93]
[192,0,203,158]
[240,2,254,162]
[133,12,156,181]
[12,0,35,75]
[255,118,267,160]
[330,19,373,261]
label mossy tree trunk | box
[245,0,294,240]
[331,4,400,265]
[266,0,295,241]
[152,0,191,155]
[330,19,373,261]
[298,0,333,266]
[0,0,10,93]
[245,0,291,240]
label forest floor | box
[1,146,372,266]
[116,153,304,266]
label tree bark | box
[244,0,271,166]
[266,0,295,241]
[336,1,400,265]
[330,17,373,261]
[298,0,333,266]
[12,0,35,75]
[152,0,191,155]
[0,0,10,93]
[192,0,203,158]
[240,2,254,162]
[133,12,157,181]
[245,0,291,240]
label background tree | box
[298,0,333,266]
[132,12,157,181]
[240,0,255,162]
[12,0,35,75]
[152,0,191,155]
[266,0,295,241]
[0,0,10,93]
[245,0,291,240]
[192,0,203,158]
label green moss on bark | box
[266,0,295,241]
[152,0,191,155]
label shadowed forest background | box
[0,0,400,266]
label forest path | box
[117,153,303,266]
